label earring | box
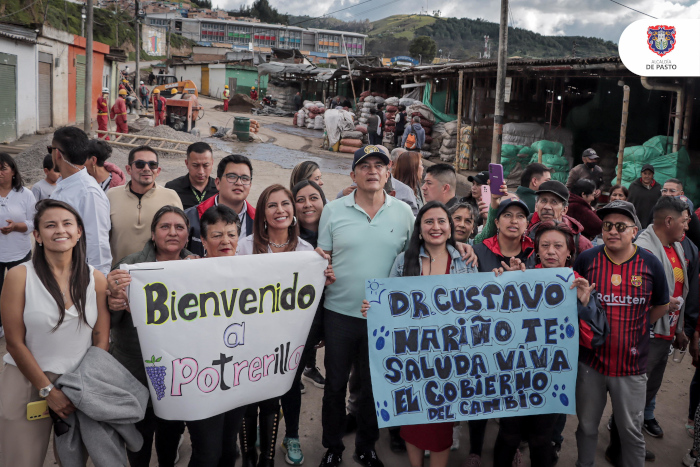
[567,255,572,260]
[38,243,43,247]
[264,220,267,230]
[292,216,297,226]
[419,234,423,240]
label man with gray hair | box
[526,180,593,258]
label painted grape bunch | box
[145,355,167,401]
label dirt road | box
[0,95,695,466]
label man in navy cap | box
[317,145,415,467]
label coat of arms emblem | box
[647,25,676,57]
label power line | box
[608,0,657,19]
[290,0,374,26]
[343,0,402,20]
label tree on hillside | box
[191,0,212,8]
[251,0,288,24]
[409,36,437,63]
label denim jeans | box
[322,309,379,453]
[187,407,245,466]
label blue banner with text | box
[365,268,578,428]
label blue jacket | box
[401,123,426,149]
[390,243,476,277]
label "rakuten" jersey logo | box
[597,293,647,306]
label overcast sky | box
[213,0,700,42]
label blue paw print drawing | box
[559,321,576,340]
[376,400,390,422]
[373,326,390,350]
[551,384,570,407]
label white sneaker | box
[452,424,461,451]
[0,326,4,338]
[683,450,698,467]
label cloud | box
[213,0,700,42]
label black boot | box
[240,412,258,467]
[257,409,281,467]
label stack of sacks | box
[302,102,326,130]
[339,135,364,153]
[250,119,260,135]
[385,97,399,107]
[297,108,306,127]
[438,121,459,161]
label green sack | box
[529,153,570,184]
[531,140,564,158]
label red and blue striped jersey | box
[574,245,669,376]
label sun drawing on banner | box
[367,279,386,304]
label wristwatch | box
[39,383,54,398]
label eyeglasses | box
[132,160,159,170]
[47,146,62,155]
[602,221,636,232]
[224,173,252,185]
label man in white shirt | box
[50,127,112,275]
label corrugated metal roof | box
[0,23,38,44]
[392,56,622,75]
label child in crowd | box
[31,154,59,201]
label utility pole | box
[491,0,509,163]
[84,0,93,133]
[135,0,141,111]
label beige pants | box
[0,363,59,467]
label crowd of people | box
[0,126,698,467]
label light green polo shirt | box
[318,191,415,319]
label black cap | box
[495,197,530,219]
[641,163,655,174]
[536,180,569,202]
[596,200,640,225]
[582,148,599,160]
[352,145,391,170]
[468,171,489,185]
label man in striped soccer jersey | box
[573,200,669,467]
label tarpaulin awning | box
[422,82,456,123]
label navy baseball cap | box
[352,145,390,170]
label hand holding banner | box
[366,268,578,428]
[124,251,327,420]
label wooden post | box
[455,70,464,172]
[491,0,509,163]
[445,78,451,113]
[341,37,357,106]
[538,149,542,164]
[617,85,631,183]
